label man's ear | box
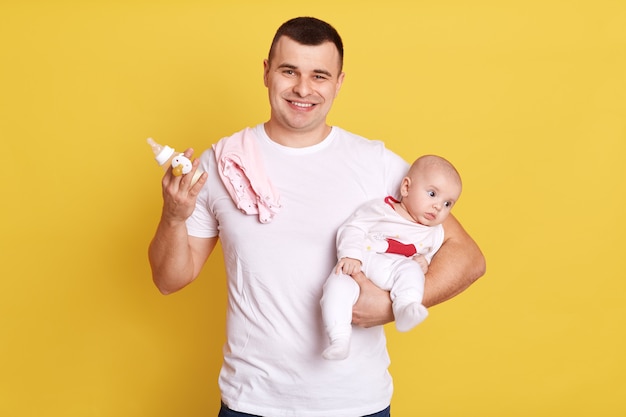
[263,59,270,87]
[335,72,345,97]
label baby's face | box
[401,167,462,226]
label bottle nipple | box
[147,137,175,166]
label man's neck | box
[263,122,332,148]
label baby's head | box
[399,155,462,226]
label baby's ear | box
[400,177,411,196]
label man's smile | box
[289,100,315,108]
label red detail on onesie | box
[385,238,417,257]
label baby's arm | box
[335,257,362,276]
[413,254,429,274]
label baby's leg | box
[320,272,360,360]
[389,260,429,332]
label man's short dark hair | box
[268,17,344,71]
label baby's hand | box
[413,254,429,274]
[336,257,362,275]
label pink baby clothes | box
[212,127,281,223]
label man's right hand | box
[148,147,212,295]
[160,148,207,223]
[351,271,394,328]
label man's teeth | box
[291,101,313,108]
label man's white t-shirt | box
[187,124,409,417]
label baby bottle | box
[147,137,203,185]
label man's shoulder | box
[333,127,407,169]
[331,126,390,153]
[333,126,380,142]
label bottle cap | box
[155,145,175,165]
[147,137,176,166]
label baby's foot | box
[323,338,350,360]
[394,302,429,332]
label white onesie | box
[320,197,444,360]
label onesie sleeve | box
[424,224,445,264]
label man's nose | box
[293,77,312,96]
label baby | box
[321,155,462,360]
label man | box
[149,17,485,417]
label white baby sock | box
[323,324,352,360]
[393,302,429,332]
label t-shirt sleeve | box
[186,148,219,238]
[382,147,410,198]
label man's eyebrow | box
[313,69,333,78]
[277,63,334,78]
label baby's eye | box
[427,190,436,197]
[444,201,452,208]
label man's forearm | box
[422,217,486,307]
[148,218,197,295]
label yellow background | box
[1,1,625,416]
